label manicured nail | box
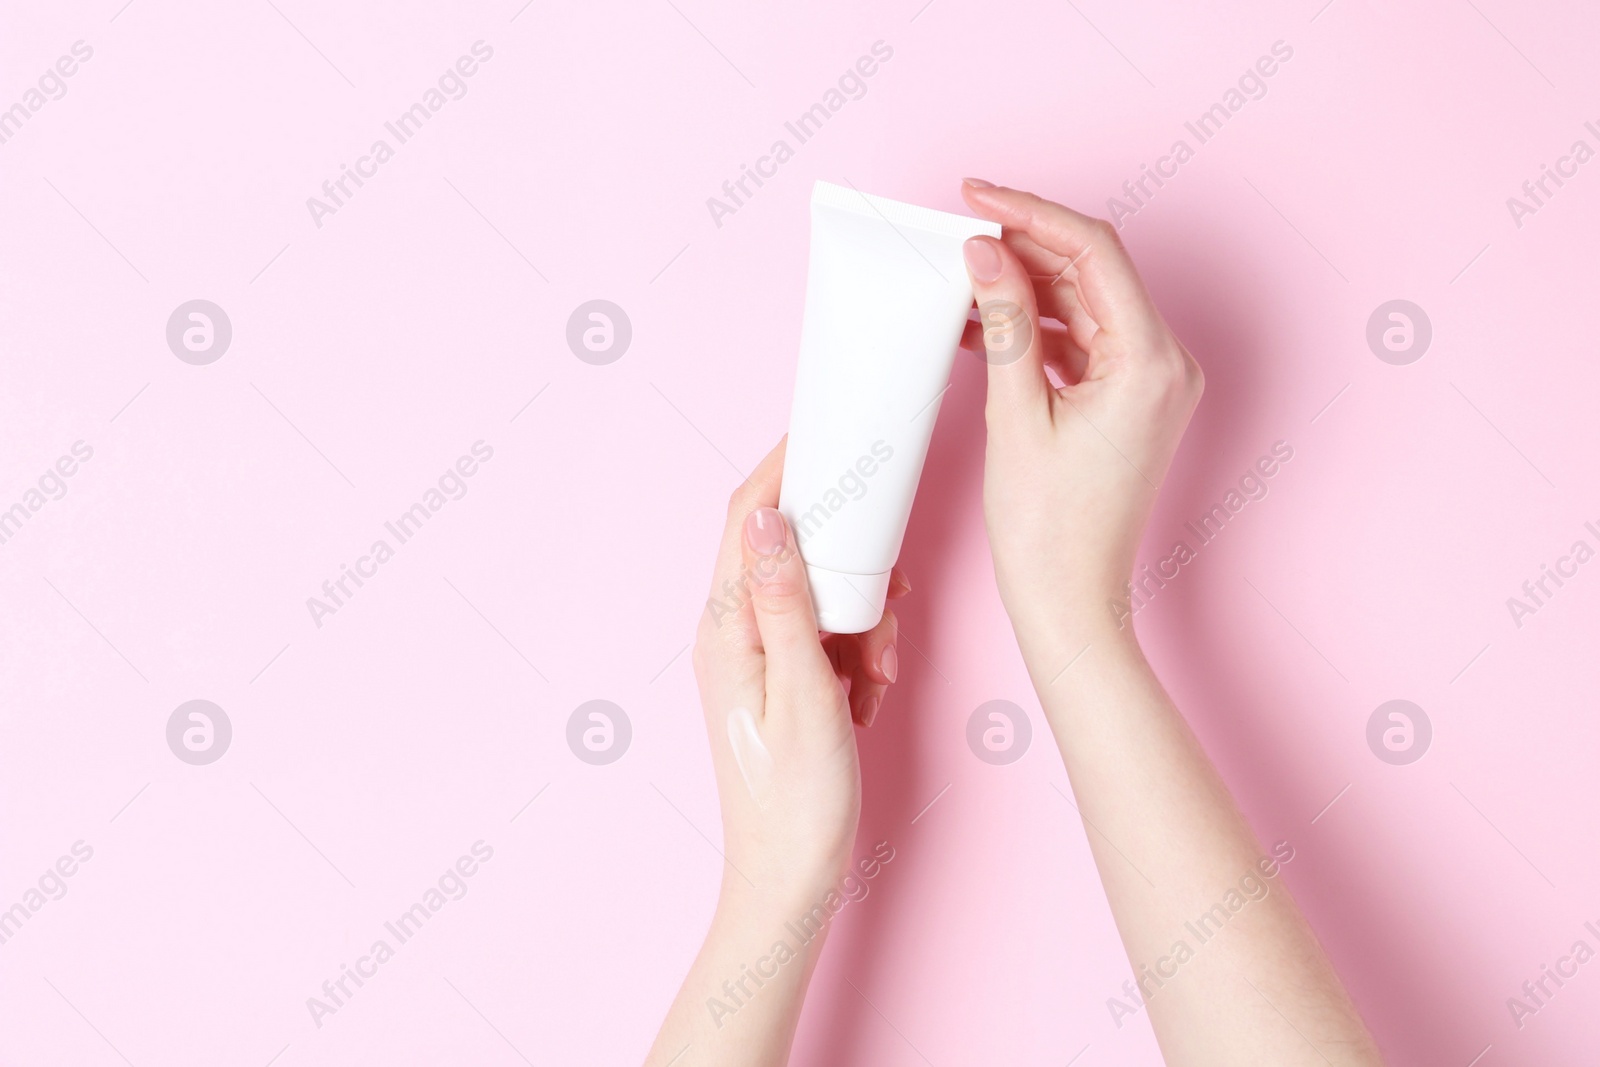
[890,571,912,596]
[860,694,882,727]
[879,644,898,683]
[963,237,1003,284]
[963,177,996,188]
[744,507,787,557]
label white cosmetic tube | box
[778,181,1000,634]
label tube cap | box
[804,565,890,634]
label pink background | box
[2,0,1598,1063]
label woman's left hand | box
[692,437,906,906]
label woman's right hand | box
[956,180,1204,655]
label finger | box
[961,317,1084,367]
[887,567,912,600]
[822,632,849,682]
[1040,336,1091,388]
[845,608,896,726]
[1034,273,1102,358]
[961,235,1049,416]
[1001,232,1104,352]
[851,673,887,727]
[962,318,1089,384]
[1001,229,1077,279]
[821,632,888,726]
[701,439,787,658]
[852,608,898,686]
[823,632,856,689]
[741,506,835,702]
[706,438,787,603]
[961,182,1158,338]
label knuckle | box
[725,483,756,521]
[1130,341,1195,395]
[878,607,899,637]
[752,574,809,613]
[1090,217,1120,244]
[749,554,814,618]
[696,602,760,670]
[1149,360,1190,397]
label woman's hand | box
[956,182,1383,1065]
[693,437,904,906]
[646,438,904,1066]
[957,180,1203,653]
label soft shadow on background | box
[1140,210,1491,1064]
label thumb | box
[962,235,1048,417]
[741,507,835,705]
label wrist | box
[716,836,896,939]
[994,549,1140,638]
[1007,592,1142,674]
[710,873,838,975]
[717,862,839,926]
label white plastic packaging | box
[778,181,1000,633]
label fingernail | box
[963,177,996,188]
[890,571,912,595]
[860,694,882,727]
[744,507,787,557]
[963,238,1003,284]
[879,644,898,683]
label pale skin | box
[645,182,1386,1066]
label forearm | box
[645,877,831,1067]
[1021,613,1382,1065]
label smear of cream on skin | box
[726,706,773,806]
